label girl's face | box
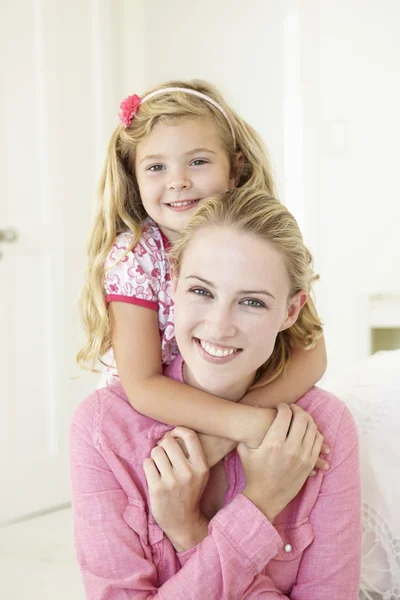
[172,226,306,402]
[135,117,236,241]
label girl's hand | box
[143,427,210,552]
[238,404,324,521]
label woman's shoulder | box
[70,385,170,463]
[298,387,358,451]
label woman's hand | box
[158,429,236,468]
[143,427,210,552]
[238,403,324,522]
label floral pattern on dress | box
[99,219,178,388]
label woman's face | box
[172,226,305,401]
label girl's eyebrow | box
[139,148,216,164]
[185,276,276,300]
[185,148,217,156]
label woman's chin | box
[185,366,252,403]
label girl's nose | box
[167,170,192,191]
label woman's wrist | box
[168,514,209,553]
[242,485,279,523]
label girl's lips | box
[165,199,200,212]
[194,337,242,365]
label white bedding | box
[325,350,400,600]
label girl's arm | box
[241,335,327,408]
[110,302,274,446]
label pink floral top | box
[70,354,362,599]
[100,219,178,387]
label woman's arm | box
[241,335,327,409]
[69,395,283,600]
[111,302,275,446]
[238,403,362,599]
[289,403,361,599]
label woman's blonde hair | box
[170,188,323,387]
[77,79,278,371]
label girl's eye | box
[242,298,265,308]
[147,164,165,172]
[190,287,212,297]
[190,159,208,167]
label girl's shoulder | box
[106,219,165,267]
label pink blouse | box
[69,355,361,599]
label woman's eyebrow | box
[239,289,276,300]
[185,276,276,300]
[185,275,215,287]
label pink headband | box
[118,87,236,147]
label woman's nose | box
[206,306,237,340]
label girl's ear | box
[229,151,244,189]
[279,290,307,332]
[170,264,179,297]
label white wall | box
[120,0,400,378]
[300,1,400,375]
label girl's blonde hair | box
[170,188,323,387]
[77,79,278,371]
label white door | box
[0,0,121,523]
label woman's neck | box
[182,362,253,403]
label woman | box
[70,188,361,598]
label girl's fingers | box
[314,455,330,471]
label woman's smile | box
[194,337,242,363]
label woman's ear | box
[279,290,307,332]
[170,264,179,297]
[229,151,244,189]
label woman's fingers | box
[150,445,174,480]
[262,403,293,445]
[143,457,161,486]
[166,427,208,471]
[157,433,192,474]
[286,404,311,446]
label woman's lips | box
[194,337,242,364]
[165,199,200,212]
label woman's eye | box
[147,164,165,172]
[190,159,208,167]
[242,298,265,308]
[190,287,212,297]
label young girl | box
[77,79,328,453]
[70,188,361,598]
